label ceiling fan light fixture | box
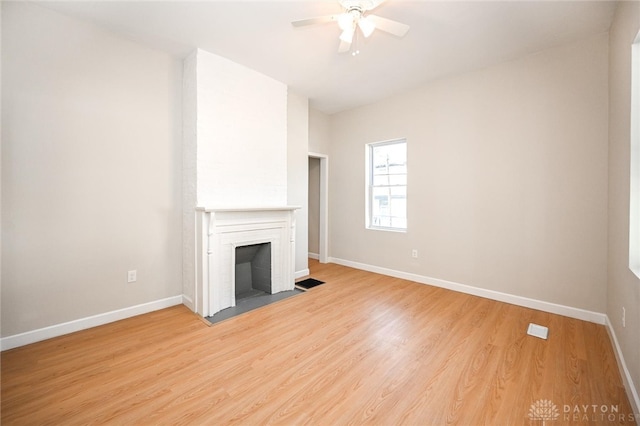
[339,27,355,43]
[337,13,354,31]
[358,16,375,37]
[291,0,410,54]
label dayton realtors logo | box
[528,399,638,423]
[562,403,637,423]
[528,399,560,425]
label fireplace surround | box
[194,207,298,318]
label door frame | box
[309,152,328,263]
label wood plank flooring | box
[2,260,636,425]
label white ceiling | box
[35,1,617,114]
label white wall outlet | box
[622,307,626,328]
[127,270,137,283]
[411,249,418,258]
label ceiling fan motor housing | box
[339,0,378,11]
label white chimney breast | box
[182,49,291,311]
[195,49,288,207]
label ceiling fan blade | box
[291,15,339,27]
[367,14,410,37]
[338,39,351,53]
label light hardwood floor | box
[2,260,636,425]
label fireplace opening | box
[235,243,272,301]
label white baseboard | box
[328,257,607,325]
[295,268,310,279]
[182,294,194,311]
[1,296,184,351]
[308,252,319,260]
[605,316,640,417]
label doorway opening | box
[308,153,328,263]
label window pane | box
[372,187,390,217]
[388,163,406,175]
[391,217,407,229]
[389,174,406,185]
[374,143,406,165]
[372,175,406,186]
[372,175,388,186]
[390,186,406,197]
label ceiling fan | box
[292,0,410,54]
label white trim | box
[295,268,310,279]
[328,257,607,325]
[308,252,320,260]
[182,294,194,311]
[605,316,640,416]
[629,31,640,279]
[1,296,183,351]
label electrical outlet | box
[622,307,626,328]
[411,249,418,258]
[128,270,137,283]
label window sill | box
[366,226,407,233]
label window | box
[366,139,407,231]
[630,30,640,278]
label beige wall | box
[309,108,331,155]
[1,3,183,336]
[329,33,609,313]
[607,0,640,411]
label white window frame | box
[366,138,407,232]
[629,30,640,279]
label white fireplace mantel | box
[194,206,299,318]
